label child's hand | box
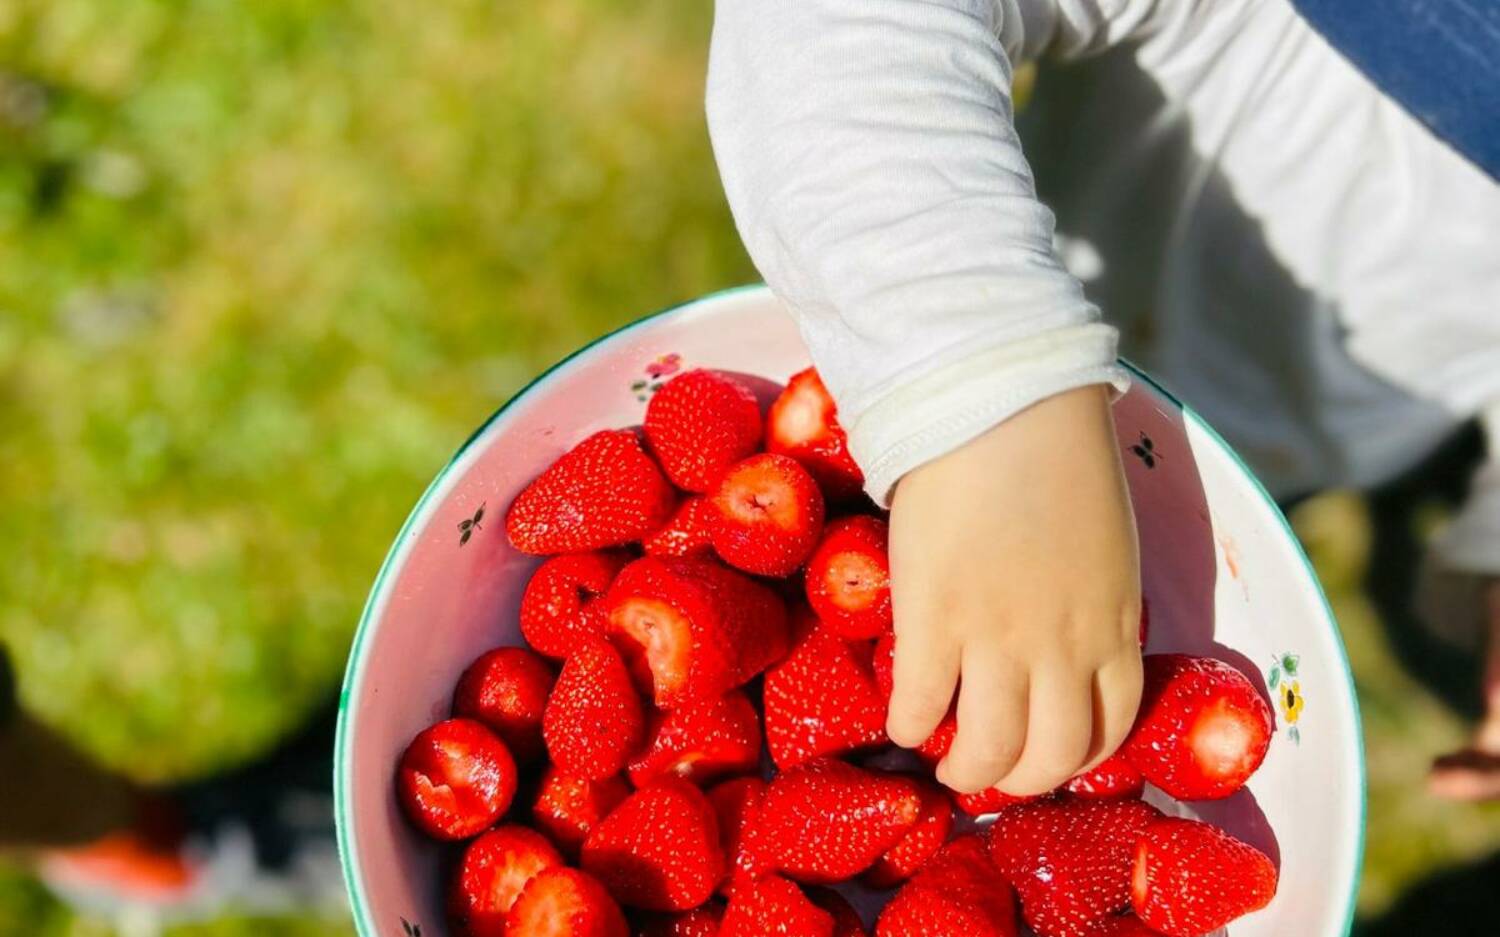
[887,385,1143,795]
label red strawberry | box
[543,639,645,781]
[1089,916,1164,936]
[629,690,763,787]
[606,556,788,709]
[753,758,921,883]
[520,552,630,659]
[721,873,834,937]
[873,631,895,701]
[1064,751,1145,801]
[396,718,517,841]
[507,867,628,937]
[581,778,725,911]
[449,825,564,937]
[531,766,631,858]
[507,430,675,554]
[645,497,717,558]
[452,647,555,763]
[914,710,958,767]
[706,776,767,884]
[709,454,826,577]
[804,516,892,640]
[636,905,725,937]
[1123,654,1274,801]
[808,888,868,936]
[875,835,1017,937]
[763,615,888,769]
[864,782,955,888]
[645,369,764,492]
[987,798,1161,937]
[1131,817,1277,936]
[873,636,959,766]
[953,783,1039,818]
[766,367,864,502]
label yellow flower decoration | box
[1279,680,1304,725]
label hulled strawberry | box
[764,613,888,768]
[606,556,788,709]
[709,453,826,577]
[644,497,717,558]
[397,718,518,841]
[520,551,630,659]
[1123,654,1274,800]
[628,690,763,787]
[543,639,645,781]
[507,867,628,937]
[581,778,725,912]
[530,766,631,858]
[636,905,725,937]
[452,647,555,763]
[449,825,564,937]
[809,888,869,936]
[864,782,955,889]
[1131,817,1277,936]
[721,873,834,937]
[706,776,767,884]
[875,835,1017,937]
[766,367,864,502]
[645,369,764,492]
[804,516,892,640]
[1064,751,1145,801]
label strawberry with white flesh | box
[396,718,518,841]
[709,453,826,577]
[644,496,717,558]
[628,689,763,787]
[506,868,628,937]
[752,758,922,884]
[763,611,889,769]
[809,887,870,936]
[449,825,564,937]
[766,367,865,502]
[1131,817,1278,935]
[507,429,675,554]
[1064,750,1145,801]
[1123,654,1274,801]
[721,873,836,937]
[606,555,788,709]
[520,551,629,659]
[452,647,555,764]
[706,776,767,886]
[530,766,631,858]
[864,781,955,888]
[542,639,645,781]
[581,778,725,912]
[804,515,892,640]
[645,369,764,492]
[636,906,725,937]
[875,835,1018,937]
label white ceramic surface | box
[335,285,1365,937]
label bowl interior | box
[336,285,1364,936]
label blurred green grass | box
[1,0,1496,934]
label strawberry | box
[872,631,895,701]
[451,647,555,763]
[709,453,826,577]
[1122,654,1274,801]
[396,718,517,841]
[766,367,864,502]
[1063,751,1144,801]
[804,516,892,640]
[636,905,725,937]
[953,783,1038,818]
[581,778,725,911]
[645,369,764,492]
[1130,817,1277,936]
[1089,916,1164,936]
[531,766,631,858]
[987,798,1161,937]
[914,710,958,767]
[543,639,645,781]
[507,867,628,937]
[808,888,868,936]
[753,758,921,883]
[644,497,717,558]
[507,429,676,554]
[706,776,766,884]
[872,636,960,766]
[449,825,564,937]
[520,552,630,659]
[629,690,763,787]
[606,556,788,709]
[875,835,1017,937]
[721,873,835,937]
[763,614,888,769]
[864,782,954,888]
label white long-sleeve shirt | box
[707,0,1500,572]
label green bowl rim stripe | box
[334,284,1366,936]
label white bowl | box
[335,285,1365,936]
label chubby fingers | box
[1083,650,1145,769]
[937,648,1028,793]
[886,626,960,749]
[993,665,1096,797]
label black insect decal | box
[458,502,486,546]
[1129,432,1163,469]
[402,919,422,937]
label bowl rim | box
[333,283,1366,936]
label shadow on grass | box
[1355,850,1500,937]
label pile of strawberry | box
[395,367,1281,937]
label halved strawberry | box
[542,639,645,781]
[530,765,631,858]
[451,647,555,763]
[706,776,767,886]
[864,782,954,888]
[644,497,717,558]
[581,778,725,912]
[1064,751,1145,801]
[449,825,564,937]
[507,867,628,937]
[763,614,888,769]
[396,718,517,841]
[507,429,676,554]
[804,516,892,640]
[709,453,826,577]
[1123,654,1274,801]
[605,556,788,709]
[766,367,864,502]
[636,905,725,937]
[519,551,630,659]
[628,690,763,787]
[875,835,1017,937]
[645,369,764,492]
[809,887,869,936]
[1131,817,1277,936]
[721,873,835,937]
